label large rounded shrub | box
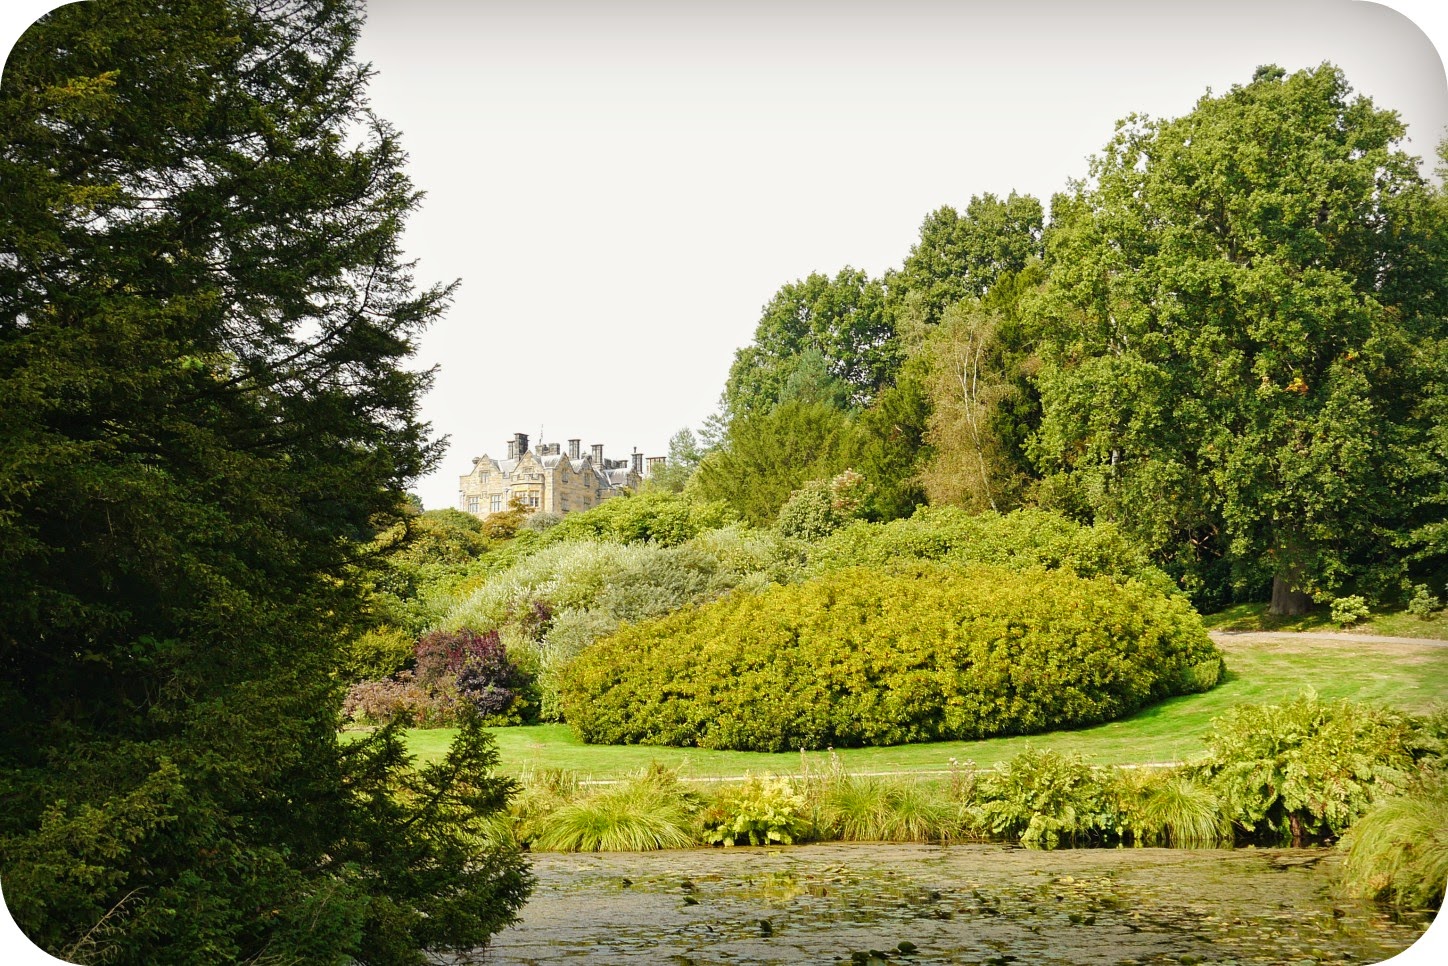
[560,563,1222,751]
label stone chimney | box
[631,448,643,477]
[646,456,666,477]
[513,432,529,459]
[591,443,604,464]
[568,438,581,459]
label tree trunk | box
[1269,573,1313,616]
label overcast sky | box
[2,1,1447,514]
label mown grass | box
[399,634,1448,779]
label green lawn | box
[396,633,1448,780]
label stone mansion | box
[458,432,663,520]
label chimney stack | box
[631,449,643,477]
[646,456,666,477]
[514,432,529,459]
[591,443,604,464]
[568,438,581,459]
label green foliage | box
[971,749,1122,848]
[1031,63,1448,609]
[333,714,533,961]
[885,192,1045,326]
[1330,595,1372,627]
[437,530,790,720]
[528,768,698,852]
[1338,775,1448,910]
[813,774,960,844]
[562,563,1220,751]
[1128,772,1231,847]
[724,268,897,418]
[1406,585,1442,619]
[692,399,857,526]
[541,490,737,547]
[341,625,417,683]
[644,428,706,494]
[1193,694,1417,842]
[699,776,811,846]
[803,506,1176,594]
[0,1,529,959]
[775,469,872,540]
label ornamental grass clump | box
[816,775,961,843]
[529,767,698,852]
[561,562,1221,751]
[1338,776,1448,910]
[1130,773,1231,847]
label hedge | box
[560,563,1222,751]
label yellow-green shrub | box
[560,563,1220,751]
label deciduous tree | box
[1031,64,1447,611]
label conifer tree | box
[0,1,529,961]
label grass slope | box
[401,634,1448,779]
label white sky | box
[348,0,1448,511]
[3,1,1448,515]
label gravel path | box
[1209,630,1448,648]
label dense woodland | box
[688,62,1448,615]
[2,0,1447,962]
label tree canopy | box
[1029,63,1448,610]
[0,1,528,961]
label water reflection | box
[482,843,1434,964]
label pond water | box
[479,843,1436,965]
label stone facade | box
[458,432,650,520]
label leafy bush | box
[1406,585,1442,619]
[699,776,810,846]
[438,532,791,719]
[1330,595,1371,627]
[415,628,532,724]
[1192,693,1417,843]
[1338,775,1448,909]
[540,491,738,547]
[522,510,563,532]
[343,673,457,727]
[339,624,416,682]
[802,506,1175,594]
[562,563,1220,751]
[970,749,1123,848]
[775,469,872,541]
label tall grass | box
[1339,778,1448,909]
[527,768,698,852]
[1132,773,1231,847]
[814,775,960,843]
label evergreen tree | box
[0,1,529,961]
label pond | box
[479,843,1436,965]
